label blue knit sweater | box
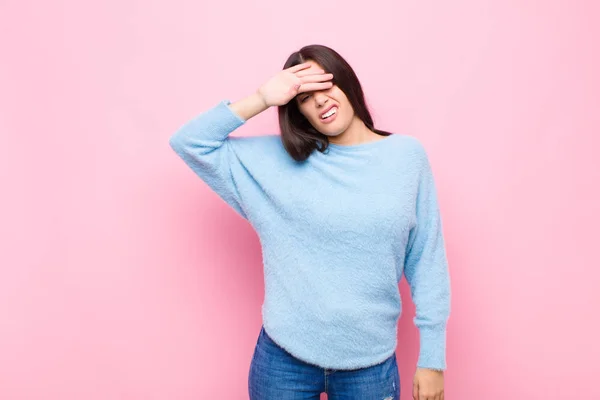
[169,100,451,370]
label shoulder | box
[227,134,292,166]
[393,133,425,150]
[389,133,429,161]
[228,134,284,153]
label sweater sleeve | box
[403,141,451,371]
[168,100,248,220]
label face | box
[295,60,356,137]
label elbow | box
[168,131,187,156]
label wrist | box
[253,90,270,109]
[417,367,444,374]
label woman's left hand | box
[413,367,445,400]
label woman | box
[169,44,451,400]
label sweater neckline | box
[326,133,396,153]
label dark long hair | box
[278,44,392,162]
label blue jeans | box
[248,326,401,399]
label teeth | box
[321,107,337,119]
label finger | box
[300,73,333,83]
[295,68,326,78]
[296,81,333,93]
[287,62,312,73]
[440,392,444,400]
[412,382,418,400]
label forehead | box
[304,60,324,70]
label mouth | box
[319,105,338,123]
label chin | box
[317,123,349,137]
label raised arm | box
[168,99,253,219]
[168,63,334,218]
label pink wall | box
[1,0,599,398]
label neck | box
[328,116,381,146]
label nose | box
[314,92,329,107]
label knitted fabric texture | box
[169,100,451,370]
